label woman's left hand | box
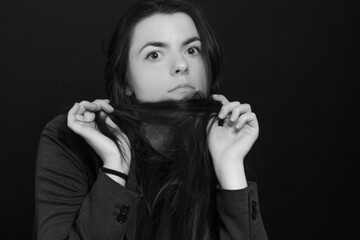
[207,94,259,188]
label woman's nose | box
[170,55,189,76]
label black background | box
[1,0,358,239]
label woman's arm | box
[216,182,268,240]
[208,94,259,190]
[209,94,268,239]
[34,114,142,240]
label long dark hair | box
[101,0,225,238]
[104,0,223,104]
[95,92,224,240]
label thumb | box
[100,111,120,131]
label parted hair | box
[103,0,223,104]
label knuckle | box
[93,99,103,104]
[67,120,73,128]
[95,99,109,108]
[232,106,241,113]
[244,103,251,111]
[221,106,229,113]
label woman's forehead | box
[130,13,200,49]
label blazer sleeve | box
[216,182,268,240]
[34,114,143,240]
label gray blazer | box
[33,114,268,240]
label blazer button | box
[120,204,130,214]
[251,200,257,209]
[117,214,127,223]
[251,209,257,220]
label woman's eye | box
[146,52,160,60]
[186,47,200,55]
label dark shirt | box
[34,113,268,240]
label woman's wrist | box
[102,163,129,187]
[103,162,129,175]
[102,167,129,180]
[104,173,126,186]
[216,160,248,190]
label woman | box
[34,0,268,239]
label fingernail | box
[231,115,236,121]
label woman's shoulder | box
[43,112,67,130]
[37,112,101,178]
[41,112,74,140]
[39,112,85,155]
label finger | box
[93,99,114,113]
[83,111,96,123]
[68,102,80,119]
[206,116,218,132]
[218,101,241,119]
[212,94,229,105]
[78,101,98,115]
[230,103,251,122]
[68,102,79,124]
[236,112,258,129]
[67,103,81,131]
[77,100,114,115]
[75,114,85,122]
[100,111,120,130]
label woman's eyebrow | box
[182,36,201,47]
[138,36,201,54]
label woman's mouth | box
[168,83,195,92]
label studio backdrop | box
[1,0,357,239]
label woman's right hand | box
[67,99,131,176]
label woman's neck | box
[143,124,171,153]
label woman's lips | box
[171,86,195,93]
[169,83,195,92]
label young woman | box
[34,0,268,239]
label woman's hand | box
[67,99,131,176]
[207,94,259,189]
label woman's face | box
[126,13,208,103]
